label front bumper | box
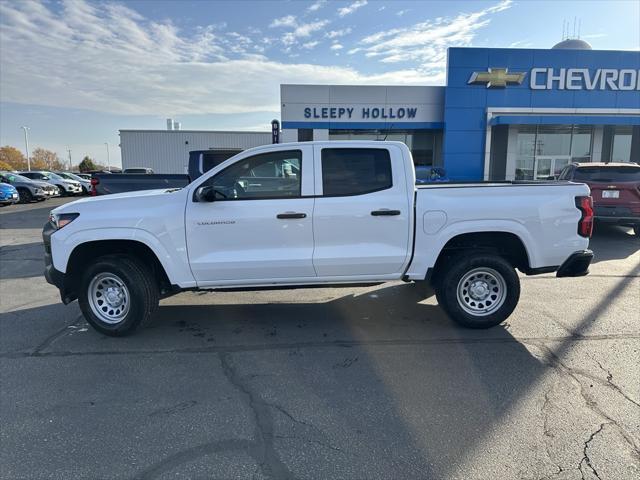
[556,249,594,278]
[43,221,76,304]
[0,193,19,204]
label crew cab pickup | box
[43,141,594,336]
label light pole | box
[104,142,110,172]
[21,126,30,171]
[67,148,72,170]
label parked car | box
[91,173,190,195]
[44,141,593,336]
[19,171,82,196]
[75,173,92,181]
[91,151,237,196]
[0,172,50,202]
[558,162,640,236]
[55,171,91,194]
[123,167,154,174]
[0,182,20,206]
[415,166,449,184]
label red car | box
[558,162,640,236]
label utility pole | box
[67,148,72,170]
[21,126,31,171]
[104,142,110,172]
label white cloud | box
[307,0,327,12]
[358,0,512,71]
[338,0,368,17]
[326,28,352,39]
[270,15,297,28]
[268,13,329,47]
[396,10,409,17]
[294,19,329,37]
[330,43,344,50]
[302,40,319,49]
[0,0,442,116]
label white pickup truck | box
[43,141,594,336]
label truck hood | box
[52,188,181,214]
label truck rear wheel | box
[436,253,520,329]
[78,255,159,336]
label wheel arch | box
[429,231,531,284]
[65,240,174,298]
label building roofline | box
[119,130,271,134]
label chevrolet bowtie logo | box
[468,68,526,88]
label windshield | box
[45,172,63,180]
[58,172,82,181]
[573,166,640,182]
[2,173,32,183]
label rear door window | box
[573,167,640,182]
[321,148,392,196]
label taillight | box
[90,177,98,196]
[575,196,594,238]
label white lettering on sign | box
[529,68,640,90]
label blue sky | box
[1,0,639,167]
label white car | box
[19,171,82,196]
[55,171,91,195]
[44,141,593,336]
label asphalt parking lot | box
[1,197,639,480]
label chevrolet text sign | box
[469,67,640,90]
[530,68,640,90]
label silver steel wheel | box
[87,272,131,324]
[456,267,506,317]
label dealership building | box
[121,41,640,178]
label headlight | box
[35,188,43,194]
[49,212,79,229]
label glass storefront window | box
[328,129,438,166]
[536,125,572,156]
[515,126,536,180]
[611,126,632,162]
[570,126,593,162]
[514,125,593,180]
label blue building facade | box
[444,47,640,180]
[280,44,640,180]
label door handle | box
[277,212,307,219]
[371,209,401,216]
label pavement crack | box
[219,352,294,480]
[274,434,344,453]
[31,314,84,355]
[527,341,640,457]
[3,332,639,359]
[593,358,640,409]
[539,385,566,478]
[578,422,608,480]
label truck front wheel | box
[78,255,159,336]
[436,254,520,329]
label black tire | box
[436,253,520,329]
[78,254,159,336]
[18,188,32,203]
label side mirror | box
[195,186,216,202]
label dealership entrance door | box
[533,155,571,179]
